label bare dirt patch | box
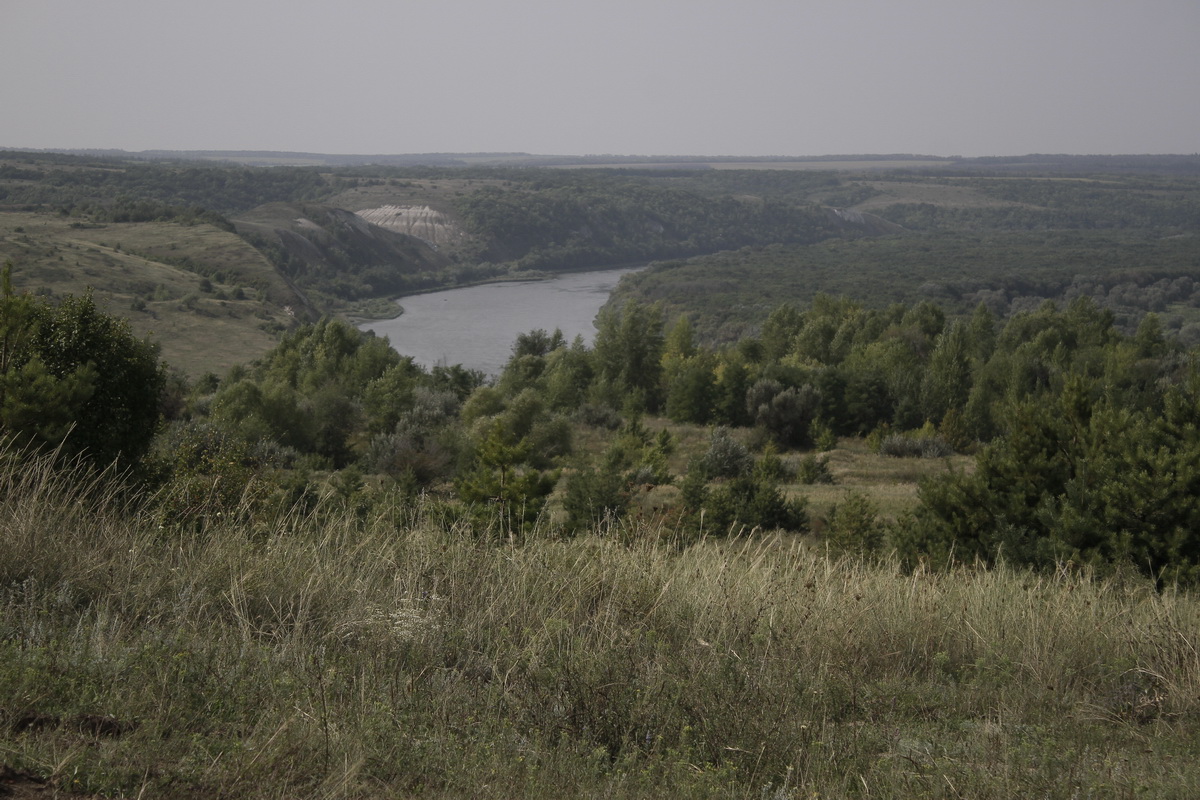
[354,204,464,247]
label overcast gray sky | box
[3,0,1197,157]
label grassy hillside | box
[2,447,1198,798]
[6,149,1200,374]
[1,151,904,374]
[7,162,1200,795]
[233,202,451,306]
[0,211,303,376]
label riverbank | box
[342,262,647,324]
[359,265,645,374]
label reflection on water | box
[360,267,642,376]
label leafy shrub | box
[746,380,822,447]
[825,491,886,557]
[561,457,629,534]
[366,431,456,485]
[796,454,834,485]
[910,376,1200,583]
[1,268,165,468]
[683,452,807,536]
[573,402,623,429]
[706,475,808,535]
[753,445,793,482]
[152,421,266,529]
[811,419,838,451]
[699,426,753,479]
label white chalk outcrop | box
[354,205,463,248]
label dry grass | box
[2,445,1199,797]
[795,437,973,521]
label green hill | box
[232,201,451,305]
[0,210,304,376]
[7,149,1200,374]
[608,168,1200,341]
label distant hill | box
[232,202,450,303]
[15,148,1200,175]
[6,147,1200,374]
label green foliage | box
[592,301,665,411]
[752,444,791,483]
[611,228,1200,347]
[824,490,886,557]
[152,421,266,529]
[210,318,419,467]
[597,417,672,488]
[796,454,835,485]
[0,262,165,466]
[0,274,96,449]
[746,379,821,447]
[542,337,594,410]
[366,387,464,484]
[664,354,716,424]
[811,418,838,451]
[457,420,558,538]
[561,453,630,535]
[698,426,753,479]
[920,319,972,422]
[682,450,807,536]
[911,375,1200,582]
[711,354,753,427]
[452,171,842,271]
[705,474,809,536]
[878,426,955,458]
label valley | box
[4,148,1200,798]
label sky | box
[3,0,1198,158]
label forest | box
[3,150,1200,797]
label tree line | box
[5,262,1200,583]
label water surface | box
[361,267,642,376]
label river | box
[359,266,642,376]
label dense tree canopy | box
[0,261,165,466]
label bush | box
[753,445,793,482]
[824,491,886,557]
[796,454,834,485]
[1,267,166,468]
[911,376,1200,583]
[573,402,623,430]
[812,419,838,451]
[561,457,629,534]
[746,379,822,448]
[706,475,808,535]
[151,421,266,529]
[699,426,753,478]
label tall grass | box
[2,447,1199,797]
